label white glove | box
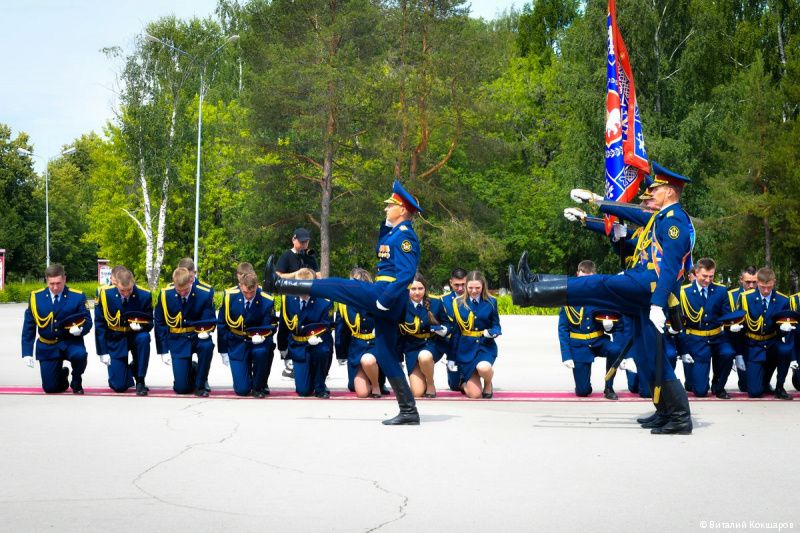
[790,361,799,371]
[482,329,496,338]
[433,326,448,337]
[621,358,637,373]
[99,354,111,366]
[649,305,666,333]
[447,360,457,372]
[251,334,265,345]
[220,353,230,367]
[69,325,82,336]
[563,359,575,369]
[197,331,210,340]
[780,322,795,332]
[308,335,323,346]
[23,356,34,368]
[279,349,289,360]
[570,188,603,203]
[602,319,614,332]
[130,322,142,332]
[729,323,743,333]
[734,355,746,371]
[161,353,171,365]
[376,300,389,311]
[667,326,679,335]
[563,207,586,222]
[681,353,695,364]
[612,223,628,241]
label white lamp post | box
[144,32,239,270]
[16,146,77,267]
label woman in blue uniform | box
[335,268,383,398]
[399,273,447,398]
[451,271,501,399]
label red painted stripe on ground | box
[0,386,796,402]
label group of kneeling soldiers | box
[21,259,502,399]
[558,259,800,400]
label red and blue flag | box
[604,0,649,233]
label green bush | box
[495,294,558,316]
[0,281,104,304]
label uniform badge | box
[668,226,680,239]
[401,240,412,253]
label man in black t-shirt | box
[275,228,319,277]
[275,228,319,377]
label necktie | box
[700,288,707,302]
[53,294,59,306]
[300,300,306,311]
[123,297,128,305]
[182,296,187,306]
[472,299,478,306]
[245,300,251,312]
[762,297,769,311]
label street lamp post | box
[16,147,76,267]
[144,32,239,270]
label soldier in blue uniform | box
[510,163,695,434]
[674,258,735,398]
[790,292,800,390]
[94,267,153,395]
[450,271,501,399]
[399,273,448,398]
[217,271,276,398]
[155,267,216,396]
[21,264,93,394]
[278,268,334,397]
[334,268,385,398]
[436,268,466,391]
[718,266,758,392]
[264,180,422,425]
[740,268,795,399]
[556,261,629,399]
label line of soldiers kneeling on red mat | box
[21,260,500,399]
[558,259,800,400]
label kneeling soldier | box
[155,267,216,396]
[21,264,93,394]
[217,271,277,398]
[95,268,153,395]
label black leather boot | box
[508,264,568,308]
[135,378,148,396]
[382,376,420,426]
[651,380,692,435]
[637,410,659,424]
[263,255,314,295]
[792,369,800,391]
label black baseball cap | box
[293,228,311,241]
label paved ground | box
[1,303,798,533]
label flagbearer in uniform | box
[264,180,422,425]
[217,271,277,398]
[155,267,216,396]
[510,163,695,434]
[94,267,154,395]
[21,264,93,394]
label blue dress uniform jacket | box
[740,290,793,397]
[94,284,153,392]
[599,202,654,228]
[21,286,93,393]
[437,291,462,391]
[281,295,334,396]
[557,306,627,396]
[675,282,732,397]
[451,296,501,382]
[217,287,276,396]
[154,283,216,394]
[398,299,445,376]
[308,219,420,380]
[566,202,695,391]
[334,302,377,392]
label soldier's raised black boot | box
[508,264,568,308]
[263,255,314,295]
[382,376,420,426]
[651,380,692,435]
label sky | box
[0,0,519,174]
